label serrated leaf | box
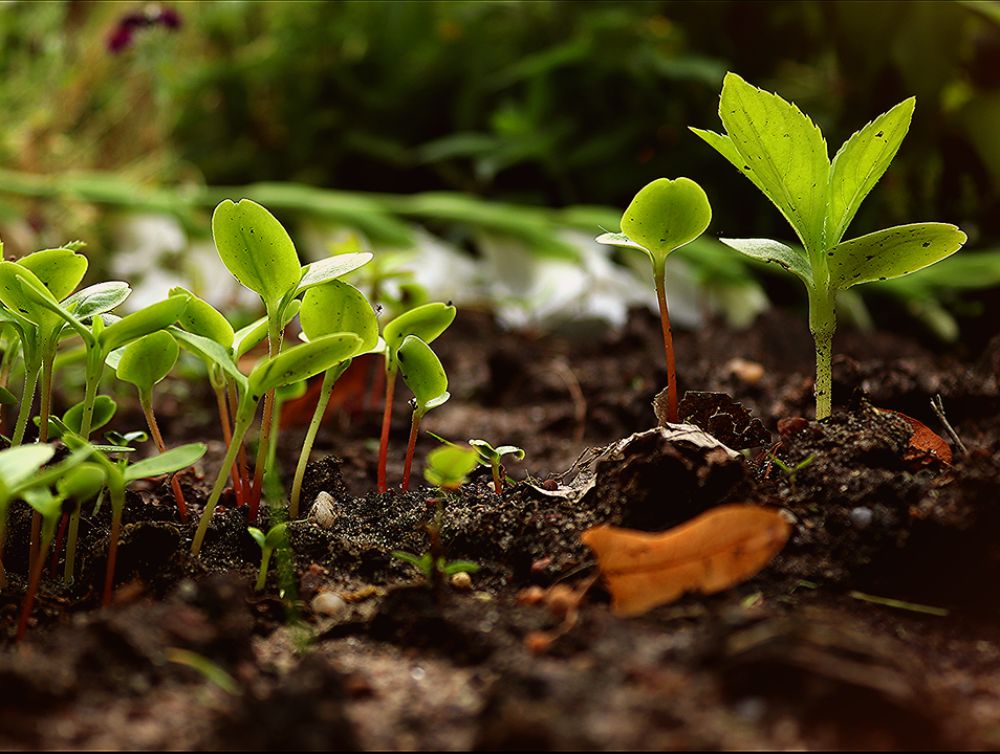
[248,333,362,396]
[300,280,379,353]
[719,238,813,287]
[170,287,234,348]
[99,295,189,353]
[397,335,449,413]
[295,252,374,295]
[827,98,915,245]
[618,178,712,261]
[63,281,132,320]
[115,331,179,391]
[828,223,967,289]
[124,442,206,483]
[689,128,773,200]
[213,199,302,310]
[716,73,830,254]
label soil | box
[1,305,999,750]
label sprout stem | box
[17,528,53,641]
[492,461,503,495]
[192,409,254,557]
[214,383,243,506]
[401,410,423,492]
[377,369,396,493]
[140,394,189,521]
[227,380,252,507]
[248,321,282,521]
[28,512,41,575]
[255,547,272,592]
[63,501,81,585]
[808,290,836,421]
[102,482,126,608]
[49,512,69,575]
[653,260,678,424]
[38,355,54,443]
[11,360,39,445]
[290,363,347,519]
[78,346,104,440]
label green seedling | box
[397,336,450,492]
[377,302,456,493]
[597,178,712,423]
[423,444,480,492]
[212,199,371,516]
[391,551,480,583]
[113,330,190,519]
[469,439,525,494]
[247,522,289,592]
[289,280,379,518]
[0,247,89,444]
[189,332,362,556]
[692,73,967,419]
[17,462,104,641]
[769,452,815,490]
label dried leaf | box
[581,504,790,617]
[875,408,952,466]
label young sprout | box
[468,439,525,494]
[247,522,289,592]
[17,463,105,641]
[290,279,379,518]
[397,335,450,492]
[423,444,479,492]
[769,452,815,491]
[0,444,58,588]
[392,551,480,584]
[189,333,362,556]
[692,73,966,419]
[597,178,712,423]
[377,302,457,493]
[211,199,371,515]
[113,331,190,519]
[0,247,89,444]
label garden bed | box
[1,305,999,750]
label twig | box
[930,394,967,456]
[848,590,948,617]
[550,357,587,444]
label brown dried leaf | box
[875,408,952,466]
[581,504,790,617]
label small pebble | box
[725,357,765,386]
[310,591,347,618]
[850,506,874,529]
[309,491,337,529]
[450,571,473,590]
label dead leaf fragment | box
[875,408,952,466]
[581,504,791,617]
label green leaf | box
[124,442,207,483]
[718,238,813,287]
[115,331,179,391]
[442,560,480,576]
[170,287,234,348]
[57,463,106,502]
[689,128,774,202]
[828,223,967,289]
[232,300,300,360]
[212,199,302,311]
[827,98,915,246]
[170,327,248,392]
[295,253,374,295]
[397,335,449,413]
[595,232,647,253]
[264,522,289,549]
[0,261,57,325]
[617,178,712,262]
[0,444,56,495]
[382,302,456,370]
[63,395,117,435]
[248,527,266,549]
[23,487,62,521]
[424,444,479,490]
[711,73,830,254]
[0,386,16,405]
[63,281,132,320]
[99,294,189,353]
[300,280,379,353]
[248,333,362,396]
[392,550,432,577]
[18,247,88,302]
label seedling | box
[423,444,480,492]
[376,302,456,493]
[211,199,371,514]
[692,73,966,418]
[0,443,58,588]
[189,332,362,556]
[469,439,525,494]
[391,551,480,583]
[769,452,815,490]
[397,336,450,492]
[289,279,379,518]
[17,462,105,640]
[113,330,190,519]
[597,178,712,423]
[247,522,289,592]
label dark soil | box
[2,307,999,750]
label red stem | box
[401,411,421,492]
[492,463,503,495]
[215,385,243,506]
[49,512,69,576]
[654,266,678,423]
[28,513,41,575]
[102,514,121,608]
[377,375,396,493]
[142,398,189,521]
[16,538,48,641]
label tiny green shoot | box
[597,178,712,423]
[692,73,967,419]
[248,522,289,592]
[468,439,525,494]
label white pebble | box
[850,507,874,529]
[311,592,347,618]
[309,491,337,529]
[450,572,473,590]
